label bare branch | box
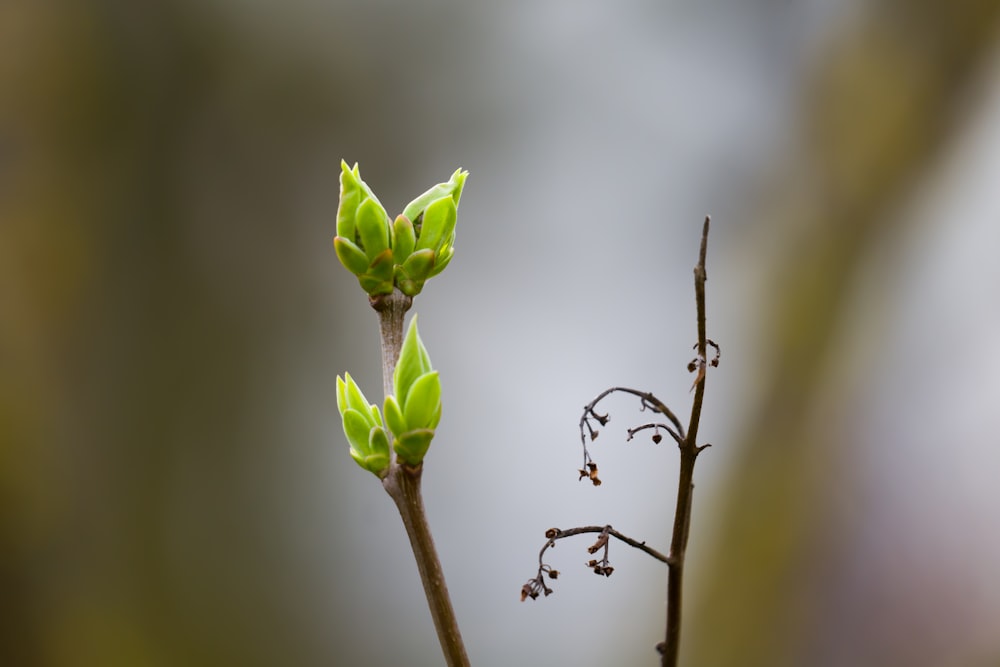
[626,422,683,446]
[661,215,713,667]
[521,525,670,601]
[578,387,686,483]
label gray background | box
[3,1,1000,665]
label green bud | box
[338,161,386,231]
[394,168,467,296]
[382,316,444,466]
[335,161,395,296]
[336,373,389,477]
[335,161,466,298]
[394,316,433,408]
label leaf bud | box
[336,373,390,477]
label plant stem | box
[662,217,711,667]
[372,289,470,667]
[371,290,412,399]
[384,464,470,667]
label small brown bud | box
[586,463,602,486]
[587,533,609,553]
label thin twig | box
[521,525,671,601]
[545,525,671,564]
[627,423,683,446]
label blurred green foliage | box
[688,3,1000,666]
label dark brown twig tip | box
[699,216,710,266]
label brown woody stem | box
[373,290,470,667]
[661,216,711,667]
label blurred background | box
[2,1,1000,665]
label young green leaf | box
[401,248,437,280]
[358,274,394,296]
[383,395,407,439]
[415,197,457,253]
[367,247,396,282]
[401,168,468,223]
[397,278,420,297]
[343,408,374,454]
[394,428,435,466]
[427,245,454,278]
[336,162,362,240]
[356,198,391,261]
[336,375,348,416]
[369,403,384,428]
[367,426,390,466]
[334,237,370,276]
[350,428,390,476]
[394,316,433,408]
[393,215,416,265]
[429,400,442,430]
[343,373,374,418]
[403,371,441,430]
